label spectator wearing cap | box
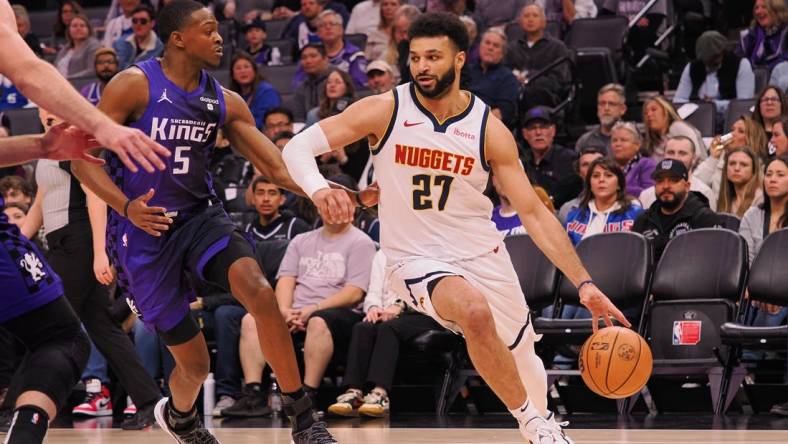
[639,135,713,208]
[520,106,581,208]
[610,121,657,197]
[243,18,273,66]
[505,4,572,110]
[366,60,396,94]
[633,159,720,262]
[113,5,163,69]
[575,83,626,155]
[293,10,368,89]
[464,29,519,128]
[293,43,334,121]
[674,30,755,118]
[80,48,120,106]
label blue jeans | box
[81,333,109,384]
[133,319,175,395]
[743,305,788,362]
[213,305,247,398]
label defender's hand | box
[94,123,171,173]
[126,189,172,237]
[41,122,103,164]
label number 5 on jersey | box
[173,146,190,174]
[413,174,454,211]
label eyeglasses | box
[132,18,150,25]
[761,96,781,103]
[318,22,341,29]
[95,59,117,66]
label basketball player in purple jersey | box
[0,127,106,444]
[71,2,356,443]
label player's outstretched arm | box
[222,88,306,194]
[0,0,168,173]
[485,116,631,331]
[281,93,391,223]
[0,123,103,167]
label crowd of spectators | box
[1,0,788,420]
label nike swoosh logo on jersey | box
[403,120,424,127]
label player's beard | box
[414,67,456,99]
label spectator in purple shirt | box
[293,10,368,89]
[79,48,120,106]
[736,0,788,71]
[610,121,657,197]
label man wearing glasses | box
[113,5,163,70]
[575,83,627,155]
[292,10,368,89]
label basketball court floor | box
[42,414,788,443]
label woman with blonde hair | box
[694,116,769,209]
[736,0,788,71]
[717,147,764,217]
[365,0,401,61]
[642,95,707,161]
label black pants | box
[45,222,161,408]
[0,328,24,390]
[343,312,442,393]
[1,297,89,409]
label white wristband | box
[282,124,332,198]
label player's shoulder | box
[106,66,149,91]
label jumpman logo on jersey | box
[19,252,46,282]
[157,88,173,104]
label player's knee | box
[462,302,495,337]
[70,328,91,372]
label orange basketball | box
[578,326,653,399]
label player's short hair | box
[157,0,207,45]
[408,12,469,53]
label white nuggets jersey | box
[371,83,504,263]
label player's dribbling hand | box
[94,123,171,173]
[579,284,632,333]
[312,188,355,224]
[41,122,104,164]
[126,188,173,237]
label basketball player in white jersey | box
[283,12,630,443]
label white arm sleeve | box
[281,123,333,199]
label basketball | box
[579,326,653,399]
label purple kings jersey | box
[109,58,227,214]
[0,196,62,323]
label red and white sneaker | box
[124,396,137,416]
[72,379,113,417]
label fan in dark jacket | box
[632,159,720,262]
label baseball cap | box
[94,47,117,60]
[243,18,267,33]
[521,106,553,127]
[366,60,393,75]
[651,159,689,181]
